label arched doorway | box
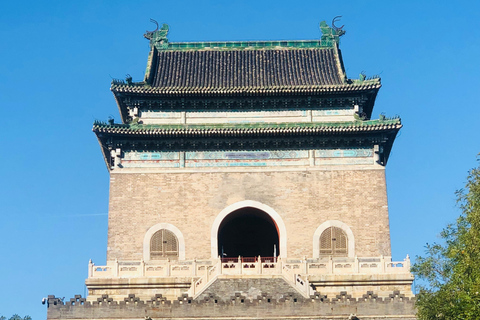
[217,207,279,258]
[211,200,287,259]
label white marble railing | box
[281,263,314,298]
[187,262,221,298]
[88,255,411,279]
[88,259,215,279]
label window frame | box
[143,223,186,261]
[150,229,179,259]
[313,220,355,259]
[319,226,348,257]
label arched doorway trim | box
[211,200,287,259]
[313,220,355,258]
[143,223,186,261]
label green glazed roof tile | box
[93,118,401,136]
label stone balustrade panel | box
[88,257,410,279]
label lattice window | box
[150,229,179,259]
[319,226,348,257]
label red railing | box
[221,256,277,263]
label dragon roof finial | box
[332,16,346,37]
[320,16,346,44]
[144,19,170,50]
[145,18,159,36]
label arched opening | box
[312,220,355,259]
[319,226,347,257]
[150,229,179,260]
[143,223,186,261]
[217,207,279,258]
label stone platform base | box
[86,276,191,302]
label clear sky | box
[0,0,479,318]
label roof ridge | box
[144,21,344,52]
[163,40,335,51]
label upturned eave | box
[93,118,400,137]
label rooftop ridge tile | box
[164,40,335,51]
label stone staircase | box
[195,276,307,302]
[186,258,315,300]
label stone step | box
[195,275,307,302]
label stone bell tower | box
[46,19,416,320]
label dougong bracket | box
[144,19,170,50]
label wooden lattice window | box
[150,229,179,259]
[319,226,348,257]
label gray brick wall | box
[107,168,391,261]
[46,291,416,320]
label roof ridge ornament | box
[332,16,345,35]
[144,19,169,50]
[320,16,346,44]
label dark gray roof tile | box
[151,48,343,91]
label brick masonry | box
[107,167,391,261]
[46,290,416,320]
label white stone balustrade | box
[88,255,411,279]
[188,262,221,298]
[88,258,213,279]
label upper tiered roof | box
[150,48,343,90]
[111,21,380,98]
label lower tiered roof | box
[93,119,401,137]
[93,118,401,169]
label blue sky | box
[0,0,479,318]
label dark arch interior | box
[218,207,279,258]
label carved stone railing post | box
[114,259,119,277]
[303,256,307,274]
[354,256,359,273]
[238,256,242,275]
[405,254,410,270]
[305,277,312,296]
[166,258,170,276]
[88,259,93,278]
[140,259,145,277]
[218,256,223,275]
[328,256,333,273]
[258,256,262,274]
[192,258,197,276]
[380,255,385,273]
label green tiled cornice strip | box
[165,40,334,51]
[93,118,401,133]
